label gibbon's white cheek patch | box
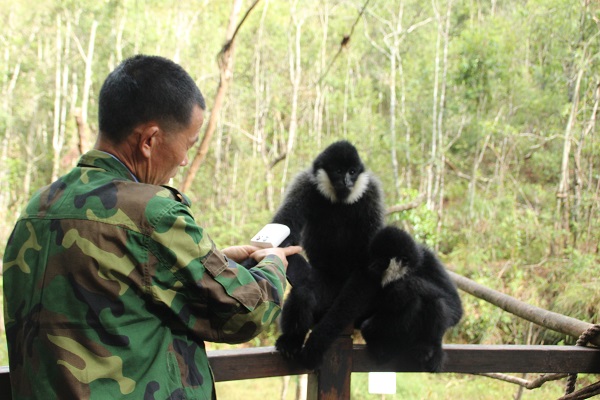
[344,173,370,204]
[316,169,338,203]
[316,169,371,204]
[381,258,408,287]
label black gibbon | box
[361,226,463,372]
[270,140,386,369]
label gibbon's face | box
[381,258,409,287]
[314,141,370,204]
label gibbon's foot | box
[360,318,391,362]
[359,320,374,345]
[411,343,445,373]
[298,349,323,371]
[275,333,304,360]
[298,341,327,370]
[365,341,394,365]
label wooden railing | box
[1,339,599,399]
[211,340,600,399]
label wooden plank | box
[207,344,600,382]
[208,346,309,381]
[352,344,600,374]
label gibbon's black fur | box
[271,140,386,369]
[361,226,463,372]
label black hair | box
[98,54,206,143]
[312,140,365,174]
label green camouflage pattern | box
[3,150,287,399]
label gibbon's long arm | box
[298,268,380,369]
[271,170,313,246]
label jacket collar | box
[76,150,192,206]
[77,150,139,182]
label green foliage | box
[547,249,600,324]
[390,204,439,247]
[454,29,498,107]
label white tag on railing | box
[368,372,397,394]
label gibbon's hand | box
[250,246,303,268]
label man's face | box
[146,105,204,185]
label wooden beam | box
[207,344,600,382]
[208,346,309,381]
[352,344,600,374]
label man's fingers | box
[282,245,303,256]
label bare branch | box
[219,0,261,58]
[386,195,425,214]
[448,271,600,347]
[476,372,568,389]
[314,0,372,84]
[268,152,287,170]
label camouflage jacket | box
[2,150,287,400]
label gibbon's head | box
[369,226,424,286]
[312,140,370,204]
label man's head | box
[99,55,205,143]
[96,55,205,185]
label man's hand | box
[222,245,261,263]
[249,246,303,268]
[222,245,303,268]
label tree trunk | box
[553,67,583,252]
[434,0,452,248]
[280,1,303,196]
[253,0,278,211]
[426,0,442,211]
[398,47,411,190]
[180,0,246,193]
[312,4,329,149]
[79,20,98,154]
[468,132,491,218]
[0,46,21,211]
[51,15,71,182]
[574,81,599,251]
[389,15,400,200]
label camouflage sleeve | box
[147,199,286,344]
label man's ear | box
[138,124,160,159]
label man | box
[3,55,301,399]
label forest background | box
[0,0,598,398]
